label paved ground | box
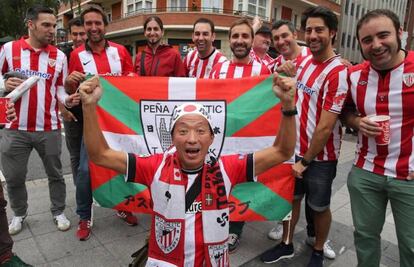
[2,134,400,266]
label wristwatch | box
[300,158,311,167]
[281,107,298,116]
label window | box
[356,4,360,19]
[202,0,221,13]
[247,0,267,18]
[351,3,354,16]
[169,0,186,11]
[293,14,298,29]
[106,12,112,22]
[352,36,356,49]
[341,32,345,47]
[273,7,278,21]
[347,34,351,48]
[126,0,153,15]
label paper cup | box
[369,115,390,145]
[0,97,9,125]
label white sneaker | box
[54,213,71,231]
[8,214,27,235]
[306,236,336,259]
[267,222,283,240]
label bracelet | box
[281,107,298,116]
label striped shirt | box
[0,38,68,131]
[249,49,274,69]
[184,48,227,78]
[347,52,414,179]
[209,60,271,79]
[295,55,348,161]
[272,46,311,72]
[69,41,133,76]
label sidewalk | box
[3,135,400,266]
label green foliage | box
[0,0,60,39]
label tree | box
[0,0,60,39]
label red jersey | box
[135,44,186,77]
[347,51,414,179]
[126,152,254,267]
[69,41,133,76]
[0,38,68,131]
[209,60,271,79]
[249,49,274,69]
[184,48,227,78]
[271,46,311,72]
[295,55,348,161]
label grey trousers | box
[0,129,66,216]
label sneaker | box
[306,237,336,259]
[261,242,294,264]
[116,211,138,226]
[76,220,92,241]
[8,214,27,235]
[307,250,324,267]
[267,222,283,240]
[1,254,33,267]
[228,233,240,254]
[53,213,71,231]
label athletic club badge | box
[155,216,182,254]
[208,243,229,267]
[48,59,56,68]
[403,73,414,87]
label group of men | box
[0,2,413,267]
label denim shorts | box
[294,156,338,211]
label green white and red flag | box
[90,75,294,221]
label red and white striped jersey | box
[272,46,311,72]
[184,48,227,78]
[347,52,414,179]
[249,49,274,69]
[209,60,271,79]
[0,38,68,131]
[69,41,134,76]
[127,152,254,266]
[295,55,348,161]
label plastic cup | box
[369,115,390,145]
[0,97,9,124]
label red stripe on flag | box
[112,189,152,214]
[104,76,169,102]
[257,164,294,202]
[90,162,120,190]
[228,196,267,221]
[232,105,281,137]
[195,75,267,102]
[96,106,137,134]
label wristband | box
[281,107,298,116]
[300,158,311,167]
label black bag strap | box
[140,51,146,76]
[185,172,202,212]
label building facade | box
[57,0,341,60]
[338,0,409,64]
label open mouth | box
[185,148,200,156]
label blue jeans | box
[74,139,92,220]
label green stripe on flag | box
[98,78,142,135]
[231,182,291,220]
[226,76,280,136]
[92,174,148,208]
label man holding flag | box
[75,71,295,267]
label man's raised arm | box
[78,76,127,174]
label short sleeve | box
[322,66,349,114]
[125,153,164,186]
[220,153,254,185]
